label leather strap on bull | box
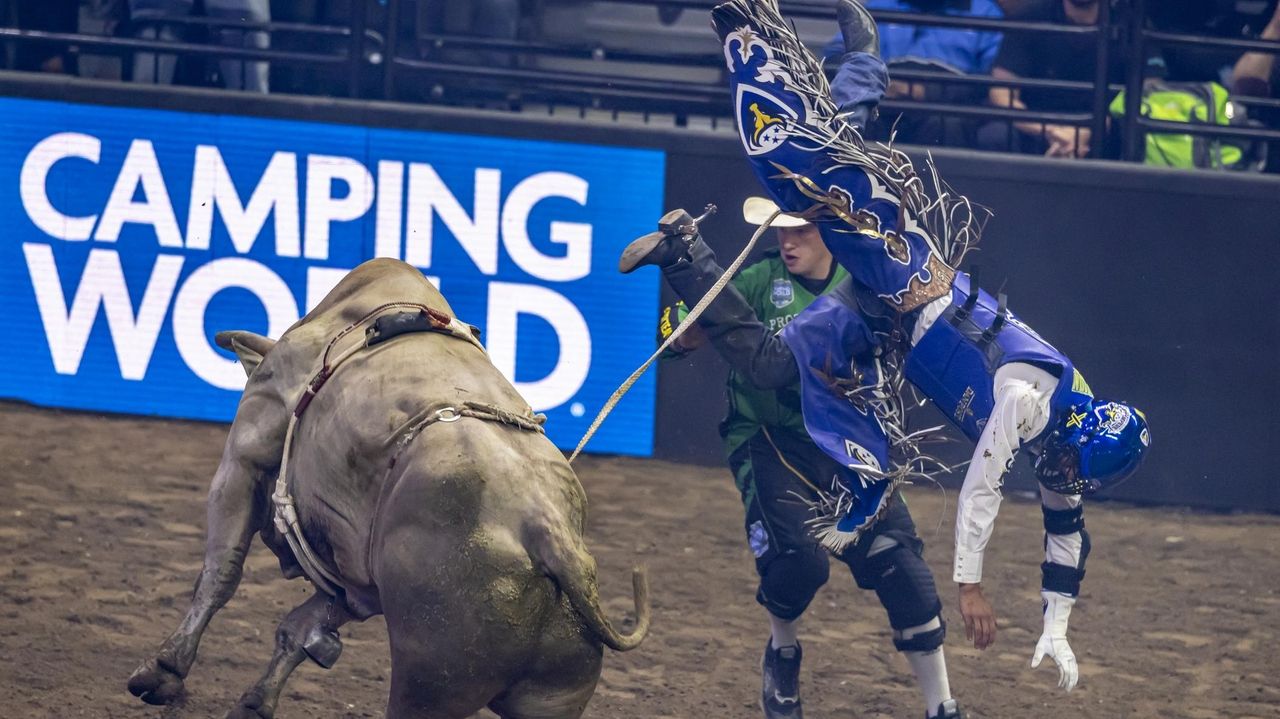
[272,303,544,597]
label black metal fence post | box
[348,0,367,98]
[1089,0,1112,158]
[1122,0,1148,161]
[382,0,401,100]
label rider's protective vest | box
[903,272,1093,444]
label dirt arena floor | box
[1,400,1278,719]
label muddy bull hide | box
[127,258,650,719]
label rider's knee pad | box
[757,545,831,621]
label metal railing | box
[0,13,374,97]
[1122,0,1280,163]
[382,0,1114,149]
[2,0,1278,167]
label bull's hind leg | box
[487,667,600,719]
[226,592,351,719]
[129,394,285,705]
[488,604,604,719]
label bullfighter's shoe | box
[929,699,965,719]
[761,640,804,719]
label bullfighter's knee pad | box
[757,545,831,621]
[860,542,942,632]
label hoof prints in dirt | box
[0,401,1278,718]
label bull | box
[127,258,649,718]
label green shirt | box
[667,251,849,458]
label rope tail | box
[569,210,781,463]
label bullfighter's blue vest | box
[903,272,1094,444]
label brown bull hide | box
[128,258,649,719]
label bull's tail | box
[525,519,650,651]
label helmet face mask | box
[1034,400,1150,496]
[1033,437,1090,495]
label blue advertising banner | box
[0,97,665,455]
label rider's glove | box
[1031,590,1079,692]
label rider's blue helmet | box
[1033,400,1150,495]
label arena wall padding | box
[2,71,1275,512]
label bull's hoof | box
[127,658,185,705]
[225,690,273,719]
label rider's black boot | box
[618,212,799,389]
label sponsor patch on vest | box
[770,278,794,308]
[954,386,976,423]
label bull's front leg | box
[127,452,265,704]
[226,592,351,719]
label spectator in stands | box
[1231,2,1280,172]
[6,0,79,74]
[822,0,1005,146]
[823,0,1003,76]
[1149,1,1259,85]
[1232,2,1280,98]
[128,0,270,92]
[982,0,1165,158]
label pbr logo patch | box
[748,520,770,558]
[771,278,794,308]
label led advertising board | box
[0,97,665,455]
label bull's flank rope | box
[273,305,542,598]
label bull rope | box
[568,208,780,463]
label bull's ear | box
[214,330,276,377]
